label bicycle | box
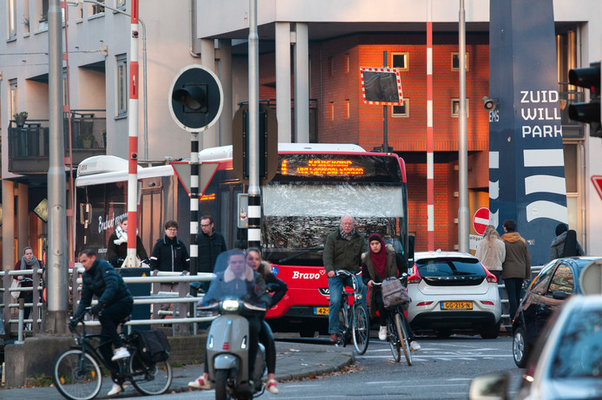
[52,311,172,400]
[333,269,370,355]
[372,275,413,365]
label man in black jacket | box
[197,215,227,292]
[71,249,133,396]
[150,220,190,273]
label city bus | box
[75,144,410,336]
[195,143,411,336]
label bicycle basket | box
[381,277,410,310]
[132,330,171,363]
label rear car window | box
[416,258,484,276]
[552,308,602,378]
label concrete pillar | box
[2,180,16,270]
[17,183,29,252]
[276,22,292,143]
[200,39,219,149]
[294,23,310,143]
[217,39,233,146]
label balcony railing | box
[7,109,106,173]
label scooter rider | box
[189,249,269,390]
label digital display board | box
[275,154,402,183]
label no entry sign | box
[473,207,490,235]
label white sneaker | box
[111,347,130,361]
[107,383,122,396]
[188,376,212,390]
[410,341,421,351]
[378,326,387,341]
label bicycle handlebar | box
[370,273,408,287]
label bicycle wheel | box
[129,352,172,395]
[352,305,369,355]
[337,306,347,346]
[53,348,102,400]
[387,316,401,362]
[395,313,412,366]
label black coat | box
[106,232,148,267]
[264,272,288,308]
[75,259,132,317]
[197,230,227,273]
[150,235,190,272]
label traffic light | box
[232,104,278,185]
[168,65,223,132]
[568,62,601,137]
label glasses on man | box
[166,228,177,232]
[201,224,211,227]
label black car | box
[512,256,602,367]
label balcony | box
[8,110,106,174]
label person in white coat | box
[476,225,506,283]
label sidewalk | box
[0,339,354,399]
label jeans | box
[505,278,523,319]
[328,273,367,334]
[259,320,276,374]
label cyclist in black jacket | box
[71,248,133,396]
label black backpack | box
[132,330,170,363]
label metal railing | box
[1,267,215,339]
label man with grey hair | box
[323,215,367,343]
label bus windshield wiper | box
[276,247,324,264]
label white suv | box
[406,251,502,339]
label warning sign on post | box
[359,67,403,106]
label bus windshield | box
[263,184,404,217]
[261,183,405,266]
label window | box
[9,79,18,120]
[37,0,49,29]
[392,99,410,118]
[116,54,128,117]
[327,56,334,77]
[62,69,68,108]
[328,102,334,121]
[391,52,409,71]
[23,0,30,34]
[451,98,469,118]
[547,265,574,295]
[451,52,470,71]
[8,0,17,39]
[344,54,350,73]
[116,0,126,10]
[92,0,105,15]
[344,100,350,119]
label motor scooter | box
[203,298,267,400]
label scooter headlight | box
[221,299,241,312]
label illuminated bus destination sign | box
[281,159,364,176]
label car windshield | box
[202,249,267,307]
[416,258,484,277]
[551,308,602,378]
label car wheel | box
[513,326,530,368]
[480,322,500,339]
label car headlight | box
[221,299,241,312]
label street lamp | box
[66,0,149,161]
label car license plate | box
[314,307,329,315]
[440,301,472,310]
